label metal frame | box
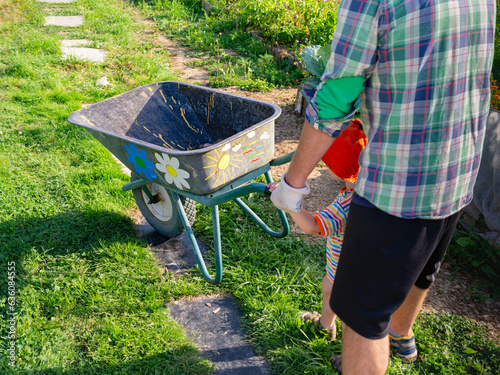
[122,152,294,284]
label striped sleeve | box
[313,192,351,237]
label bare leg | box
[320,275,337,329]
[341,323,389,375]
[390,285,428,336]
[335,285,426,373]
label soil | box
[144,21,500,343]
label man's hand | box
[270,172,310,213]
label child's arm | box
[290,209,320,234]
[268,182,320,235]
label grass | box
[447,217,500,301]
[0,0,212,373]
[493,2,500,79]
[1,0,499,374]
[192,197,500,374]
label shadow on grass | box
[0,208,138,319]
[0,208,137,286]
[0,209,215,375]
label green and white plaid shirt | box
[305,0,496,219]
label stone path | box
[42,0,107,65]
[60,39,107,64]
[169,296,270,375]
[40,1,269,372]
[44,15,84,27]
[38,0,77,3]
[136,215,271,375]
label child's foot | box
[300,311,337,340]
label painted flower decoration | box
[124,143,157,181]
[155,153,191,190]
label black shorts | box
[330,195,461,339]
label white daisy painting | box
[155,153,191,190]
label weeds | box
[131,0,500,97]
[207,0,338,46]
[493,3,500,80]
[448,216,500,301]
[131,0,307,91]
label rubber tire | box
[131,174,196,237]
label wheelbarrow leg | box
[171,192,223,284]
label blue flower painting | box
[124,143,157,181]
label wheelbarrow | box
[68,81,293,284]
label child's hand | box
[267,181,280,192]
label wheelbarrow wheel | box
[131,175,196,237]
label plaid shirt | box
[305,0,496,219]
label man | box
[270,0,496,373]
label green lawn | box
[1,0,499,374]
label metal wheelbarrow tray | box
[68,81,292,284]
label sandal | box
[389,330,418,363]
[330,355,342,373]
[300,311,337,340]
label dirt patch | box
[423,265,500,343]
[155,34,211,85]
[136,20,500,343]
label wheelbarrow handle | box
[270,151,295,167]
[263,185,272,196]
[231,170,289,238]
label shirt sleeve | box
[305,0,381,137]
[313,200,348,237]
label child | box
[268,119,367,340]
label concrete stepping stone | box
[61,39,91,47]
[44,15,84,27]
[60,39,107,63]
[61,46,107,63]
[139,223,269,374]
[169,295,271,375]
